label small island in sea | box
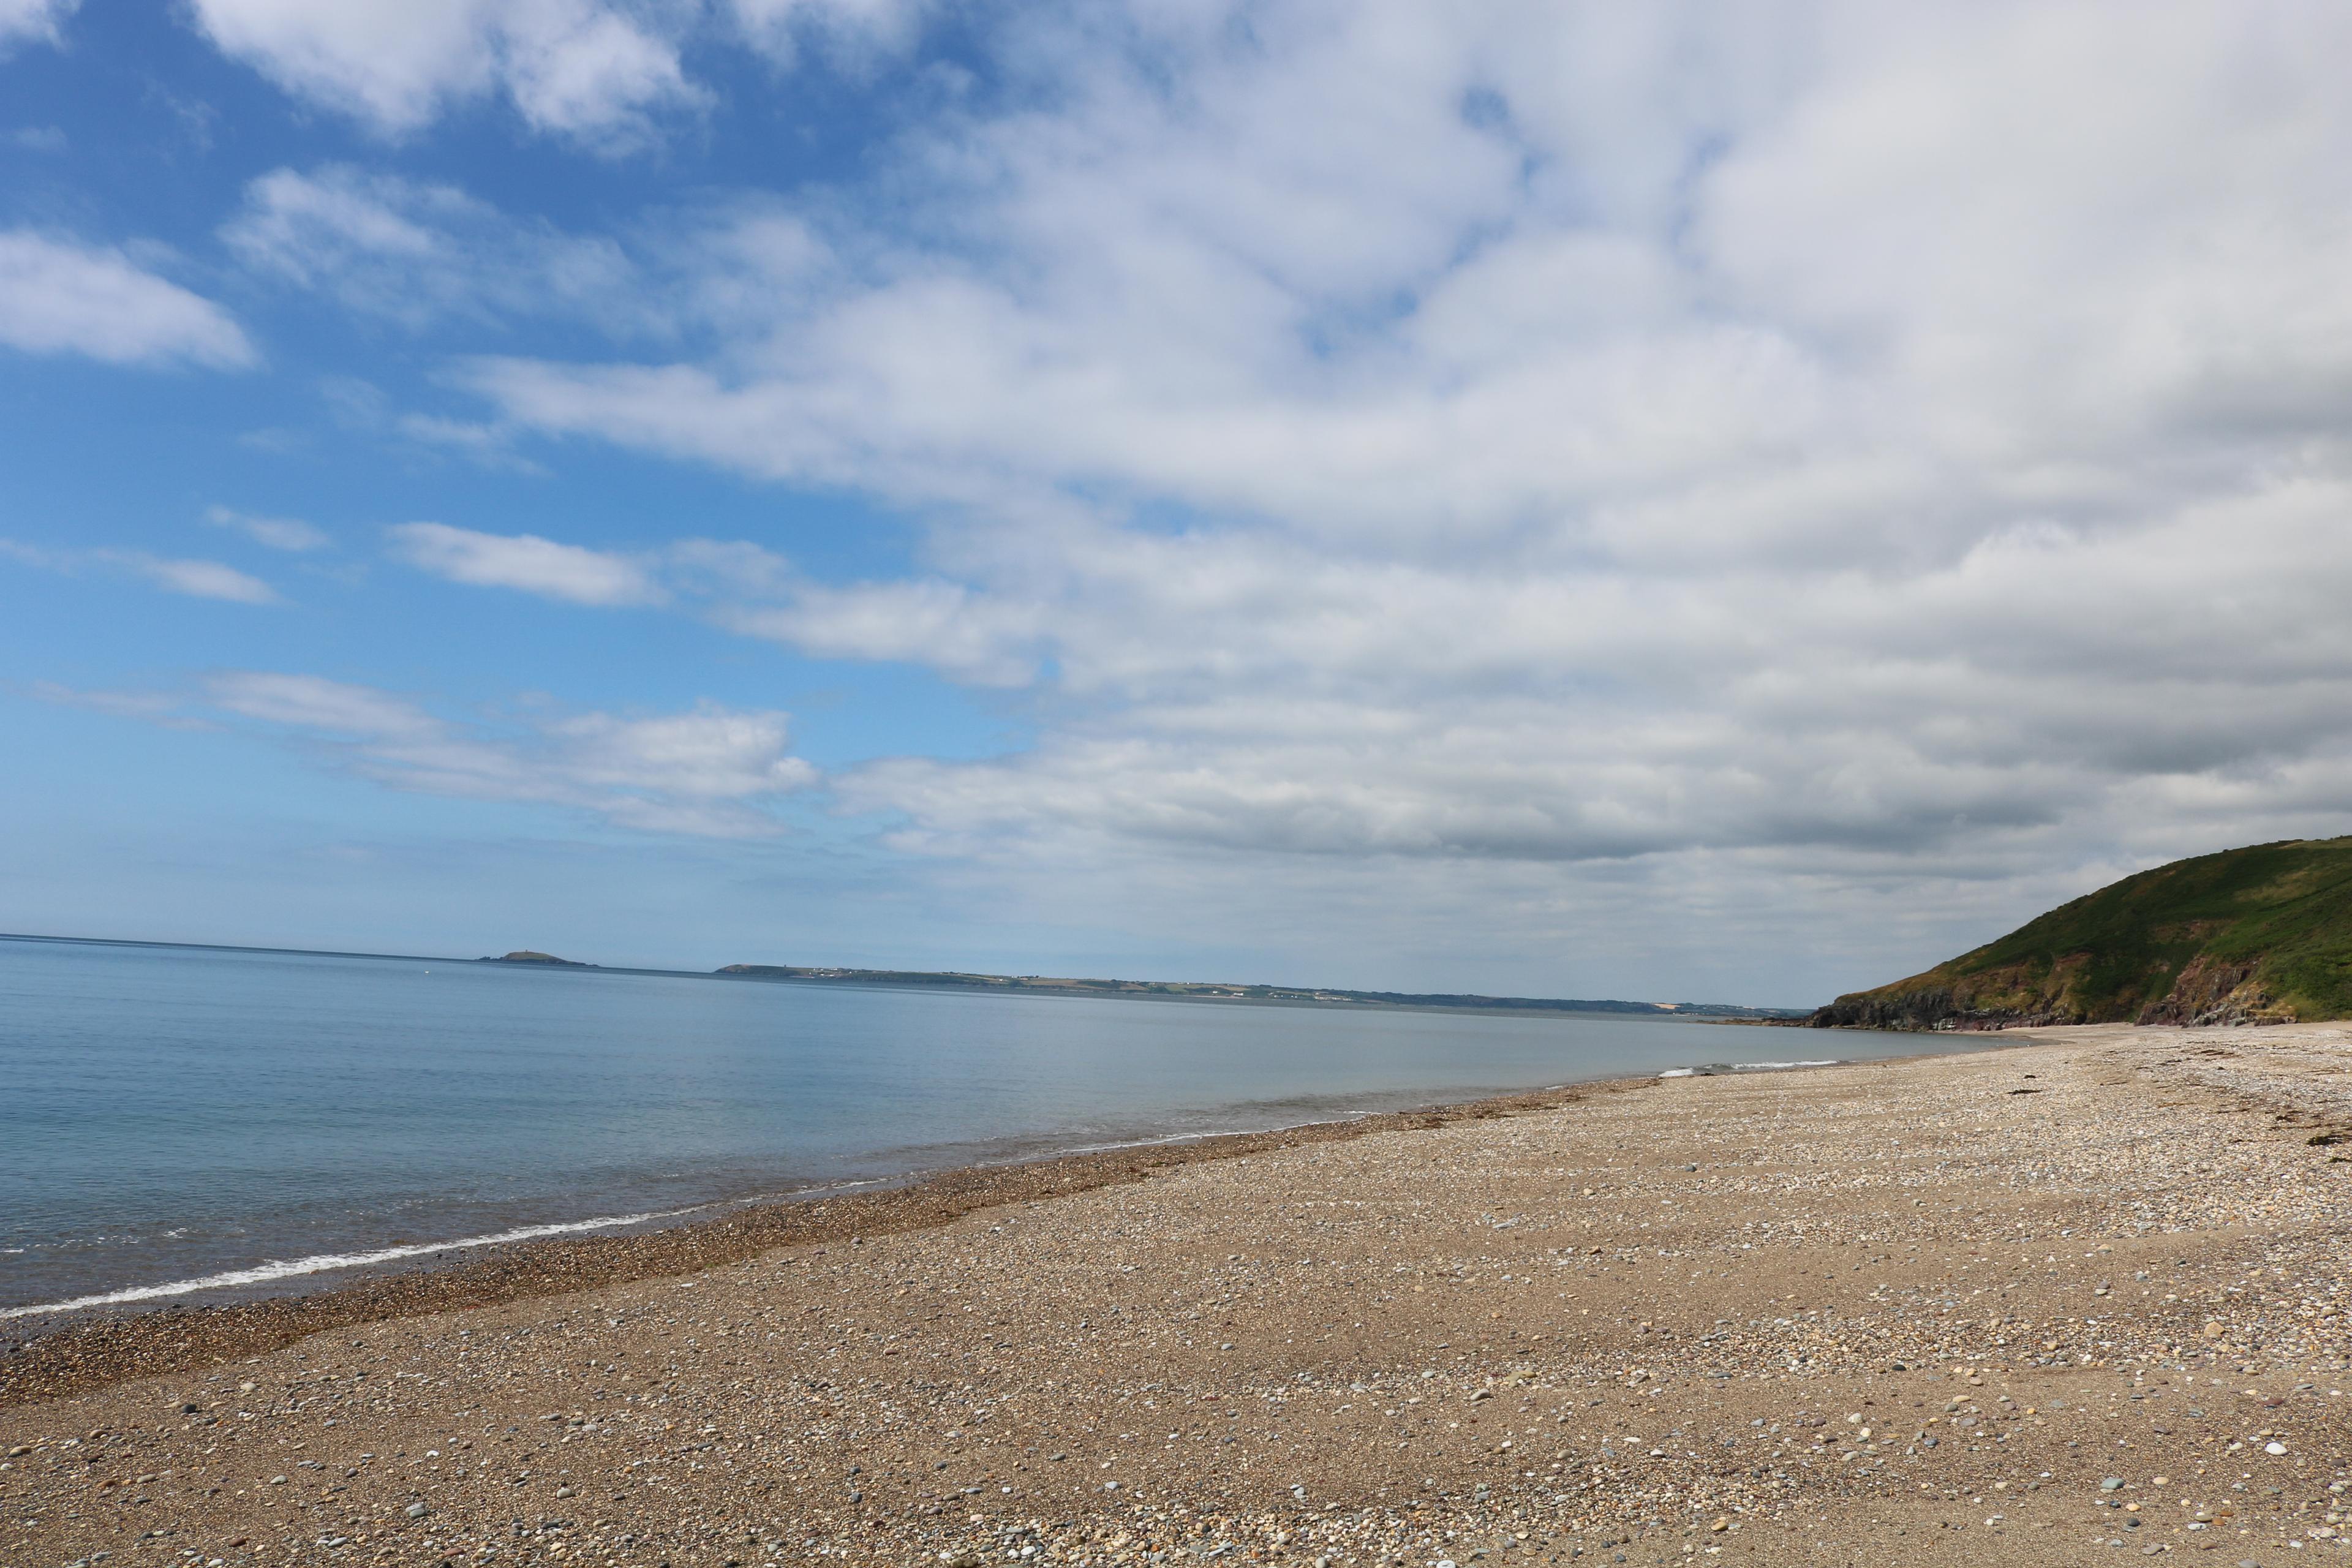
[478,949,597,968]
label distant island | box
[1812,834,2352,1030]
[712,962,1803,1018]
[480,950,596,968]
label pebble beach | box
[4,1022,2350,1567]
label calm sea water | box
[0,937,1955,1317]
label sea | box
[0,935,1963,1319]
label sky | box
[5,1,2352,1005]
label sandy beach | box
[4,1023,2349,1567]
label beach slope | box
[4,1025,2349,1566]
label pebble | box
[4,1022,2348,1567]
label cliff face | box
[1811,836,2352,1030]
[1807,987,2082,1032]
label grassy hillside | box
[1811,835,2352,1030]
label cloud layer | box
[288,3,2352,940]
[26,1,2352,994]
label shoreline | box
[2,1072,1678,1410]
[0,1055,1915,1324]
[4,1021,2348,1567]
[1,1043,1996,1406]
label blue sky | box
[7,1,2352,1003]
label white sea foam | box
[1660,1058,1840,1079]
[0,1209,693,1321]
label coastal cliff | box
[1812,834,2352,1030]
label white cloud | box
[542,705,820,804]
[210,671,440,736]
[386,412,549,473]
[375,523,1041,682]
[224,164,846,355]
[0,231,254,369]
[715,579,1044,687]
[184,0,695,143]
[1,539,279,603]
[206,506,331,552]
[224,165,642,330]
[120,554,281,605]
[386,521,666,606]
[93,672,818,837]
[726,0,928,66]
[0,0,74,51]
[184,0,928,144]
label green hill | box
[1811,836,2352,1030]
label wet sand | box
[4,1023,2349,1567]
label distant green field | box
[1812,835,2352,1030]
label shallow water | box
[0,936,1954,1314]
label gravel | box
[2,1021,2348,1567]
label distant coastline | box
[0,930,1807,1019]
[709,961,1806,1019]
